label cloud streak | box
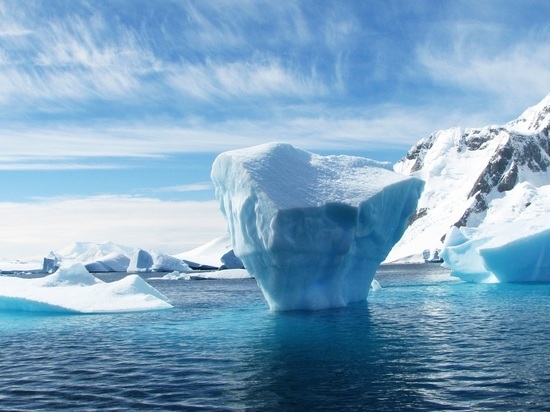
[1,0,547,141]
[157,183,214,193]
[0,102,500,169]
[415,9,550,111]
[0,1,336,113]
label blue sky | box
[1,0,549,259]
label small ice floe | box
[149,271,187,280]
[370,279,382,292]
[0,262,173,313]
[188,269,253,280]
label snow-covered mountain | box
[54,241,135,263]
[387,93,550,262]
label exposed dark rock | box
[465,129,495,151]
[468,141,514,198]
[403,136,435,173]
[497,162,518,192]
[407,207,428,226]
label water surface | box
[1,265,549,411]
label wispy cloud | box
[0,1,548,168]
[157,183,213,193]
[416,18,550,112]
[0,98,521,170]
[0,0,347,116]
[0,6,161,106]
[0,162,125,171]
[0,196,227,259]
[168,59,327,101]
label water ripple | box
[0,267,549,410]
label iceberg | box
[43,241,136,273]
[150,270,187,280]
[55,241,134,263]
[0,263,173,313]
[85,252,131,272]
[211,142,423,310]
[479,226,550,283]
[441,183,550,283]
[175,234,236,270]
[127,249,191,273]
[220,249,245,270]
[188,269,253,280]
[440,227,496,283]
[43,251,60,273]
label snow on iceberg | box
[441,183,550,283]
[211,142,424,310]
[0,263,173,313]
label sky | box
[1,0,550,259]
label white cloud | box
[168,59,327,101]
[417,24,550,112]
[0,196,227,260]
[0,9,162,105]
[0,100,516,169]
[0,1,340,110]
[0,162,125,171]
[180,1,313,51]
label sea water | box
[0,265,549,411]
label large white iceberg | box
[441,183,550,283]
[211,143,423,310]
[0,263,173,313]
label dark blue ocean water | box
[1,264,549,411]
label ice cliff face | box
[388,93,550,262]
[212,143,423,311]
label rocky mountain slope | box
[387,93,550,262]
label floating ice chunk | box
[43,251,60,273]
[128,249,191,273]
[440,227,494,283]
[150,270,187,280]
[85,253,131,272]
[220,249,244,270]
[128,249,154,272]
[211,143,423,310]
[0,263,172,313]
[188,269,253,280]
[441,185,550,283]
[479,221,550,283]
[38,262,103,286]
[178,238,245,270]
[55,241,134,263]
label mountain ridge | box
[387,93,550,262]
